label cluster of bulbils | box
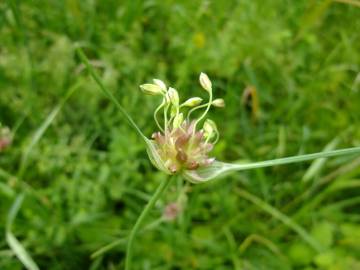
[140,73,224,175]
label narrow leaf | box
[183,146,360,183]
[236,189,323,252]
[6,194,40,270]
[6,232,40,270]
[76,47,147,141]
[18,82,81,177]
[302,137,339,182]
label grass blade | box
[6,233,40,270]
[18,82,81,177]
[76,47,146,141]
[183,146,360,182]
[6,194,40,270]
[302,137,340,182]
[236,189,323,252]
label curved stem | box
[125,177,172,270]
[164,103,170,134]
[154,100,165,132]
[227,146,360,171]
[187,103,208,121]
[76,48,147,141]
[193,90,213,133]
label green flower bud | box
[181,97,203,107]
[173,113,184,129]
[212,98,225,108]
[199,72,212,92]
[170,105,177,118]
[153,79,167,93]
[167,87,179,107]
[203,119,218,140]
[140,83,164,95]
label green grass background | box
[1,0,360,269]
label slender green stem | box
[193,90,213,132]
[187,103,208,121]
[163,103,170,134]
[154,99,165,132]
[228,146,360,171]
[236,188,323,252]
[76,47,146,141]
[125,177,171,270]
[18,82,81,178]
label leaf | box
[302,137,340,183]
[182,146,360,183]
[6,232,40,270]
[6,194,40,270]
[18,82,81,177]
[237,189,323,253]
[76,47,146,140]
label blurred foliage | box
[1,0,360,269]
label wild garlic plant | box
[76,47,360,270]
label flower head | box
[141,73,224,177]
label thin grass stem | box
[236,188,323,252]
[228,146,360,172]
[125,177,171,270]
[76,47,146,141]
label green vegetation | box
[1,1,360,269]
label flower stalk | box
[125,177,171,270]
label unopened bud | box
[173,113,184,129]
[140,84,163,95]
[212,98,225,108]
[153,79,167,93]
[199,72,212,92]
[203,119,218,139]
[167,87,179,107]
[181,97,203,107]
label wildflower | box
[0,126,12,152]
[163,202,182,221]
[141,73,224,176]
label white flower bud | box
[173,113,184,129]
[181,97,203,107]
[212,98,225,108]
[167,87,179,106]
[203,119,218,139]
[140,83,163,95]
[153,79,167,93]
[199,72,212,92]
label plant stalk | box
[228,146,360,171]
[125,177,171,270]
